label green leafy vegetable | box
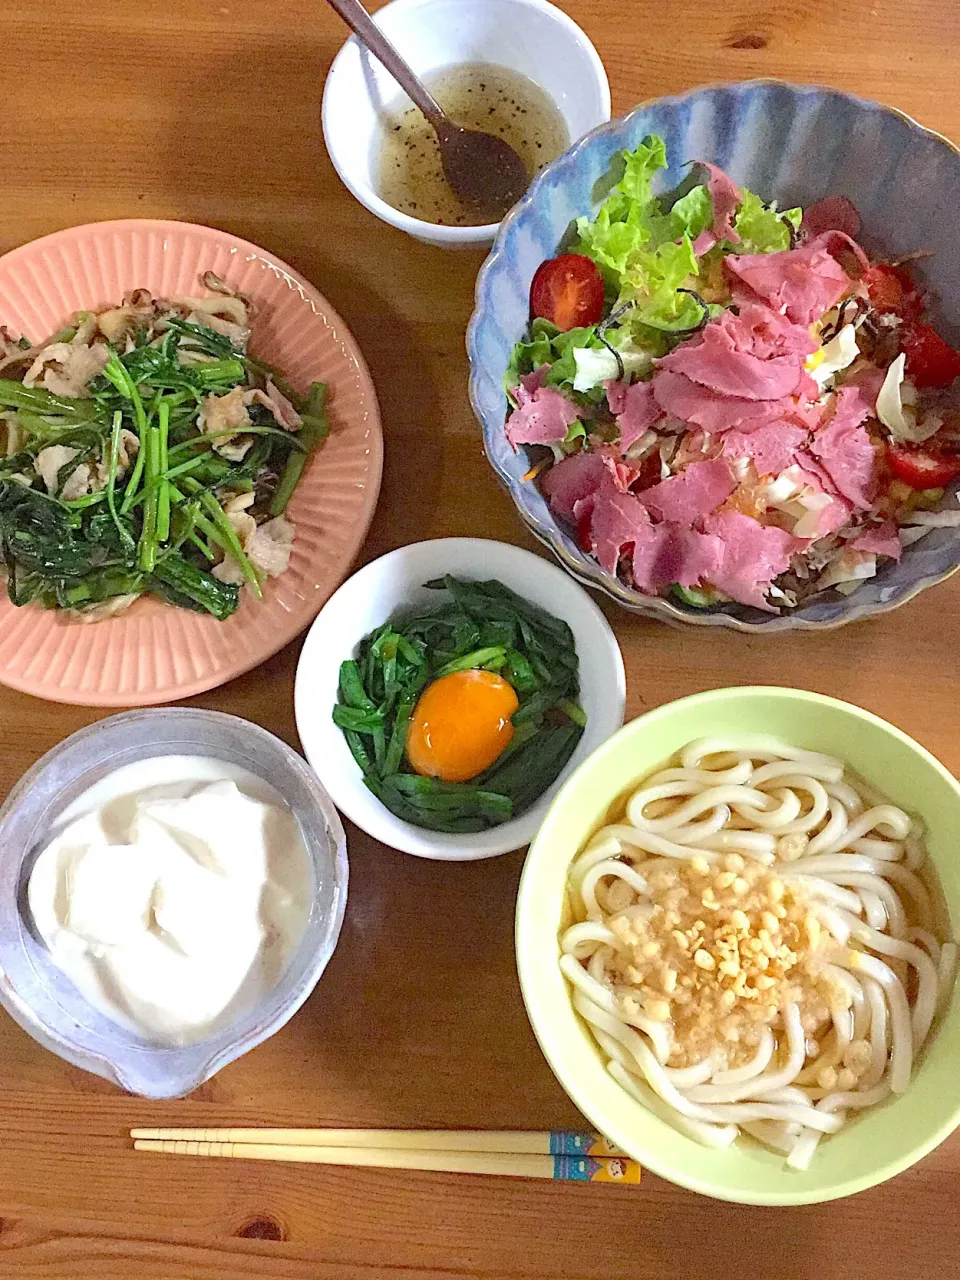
[332,577,586,833]
[618,236,703,333]
[0,308,329,620]
[541,326,607,392]
[661,184,714,242]
[504,135,811,413]
[151,552,240,620]
[0,480,239,620]
[733,190,802,254]
[616,135,668,206]
[270,382,329,516]
[504,319,558,392]
[573,135,669,277]
[505,319,603,397]
[0,379,100,422]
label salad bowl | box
[467,81,960,632]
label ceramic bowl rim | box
[321,0,611,245]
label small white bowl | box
[294,538,625,859]
[322,0,611,249]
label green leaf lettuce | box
[618,237,703,333]
[733,190,802,254]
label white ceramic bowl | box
[294,538,625,859]
[322,0,611,249]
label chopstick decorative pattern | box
[131,1129,640,1183]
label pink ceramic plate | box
[0,220,383,706]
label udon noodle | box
[561,736,957,1169]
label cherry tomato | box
[900,321,960,389]
[530,254,605,331]
[863,263,923,321]
[887,444,960,489]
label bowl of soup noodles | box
[515,686,960,1204]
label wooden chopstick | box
[130,1127,627,1157]
[133,1139,641,1183]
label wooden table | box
[1,1,959,1275]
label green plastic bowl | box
[516,687,960,1204]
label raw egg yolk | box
[405,669,519,783]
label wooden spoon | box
[326,0,530,220]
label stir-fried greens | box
[504,136,960,614]
[333,576,586,833]
[0,276,329,622]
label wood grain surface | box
[1,1,960,1276]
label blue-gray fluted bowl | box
[467,81,960,632]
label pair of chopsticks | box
[132,1127,641,1183]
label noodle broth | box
[560,735,957,1170]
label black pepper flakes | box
[376,62,568,227]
